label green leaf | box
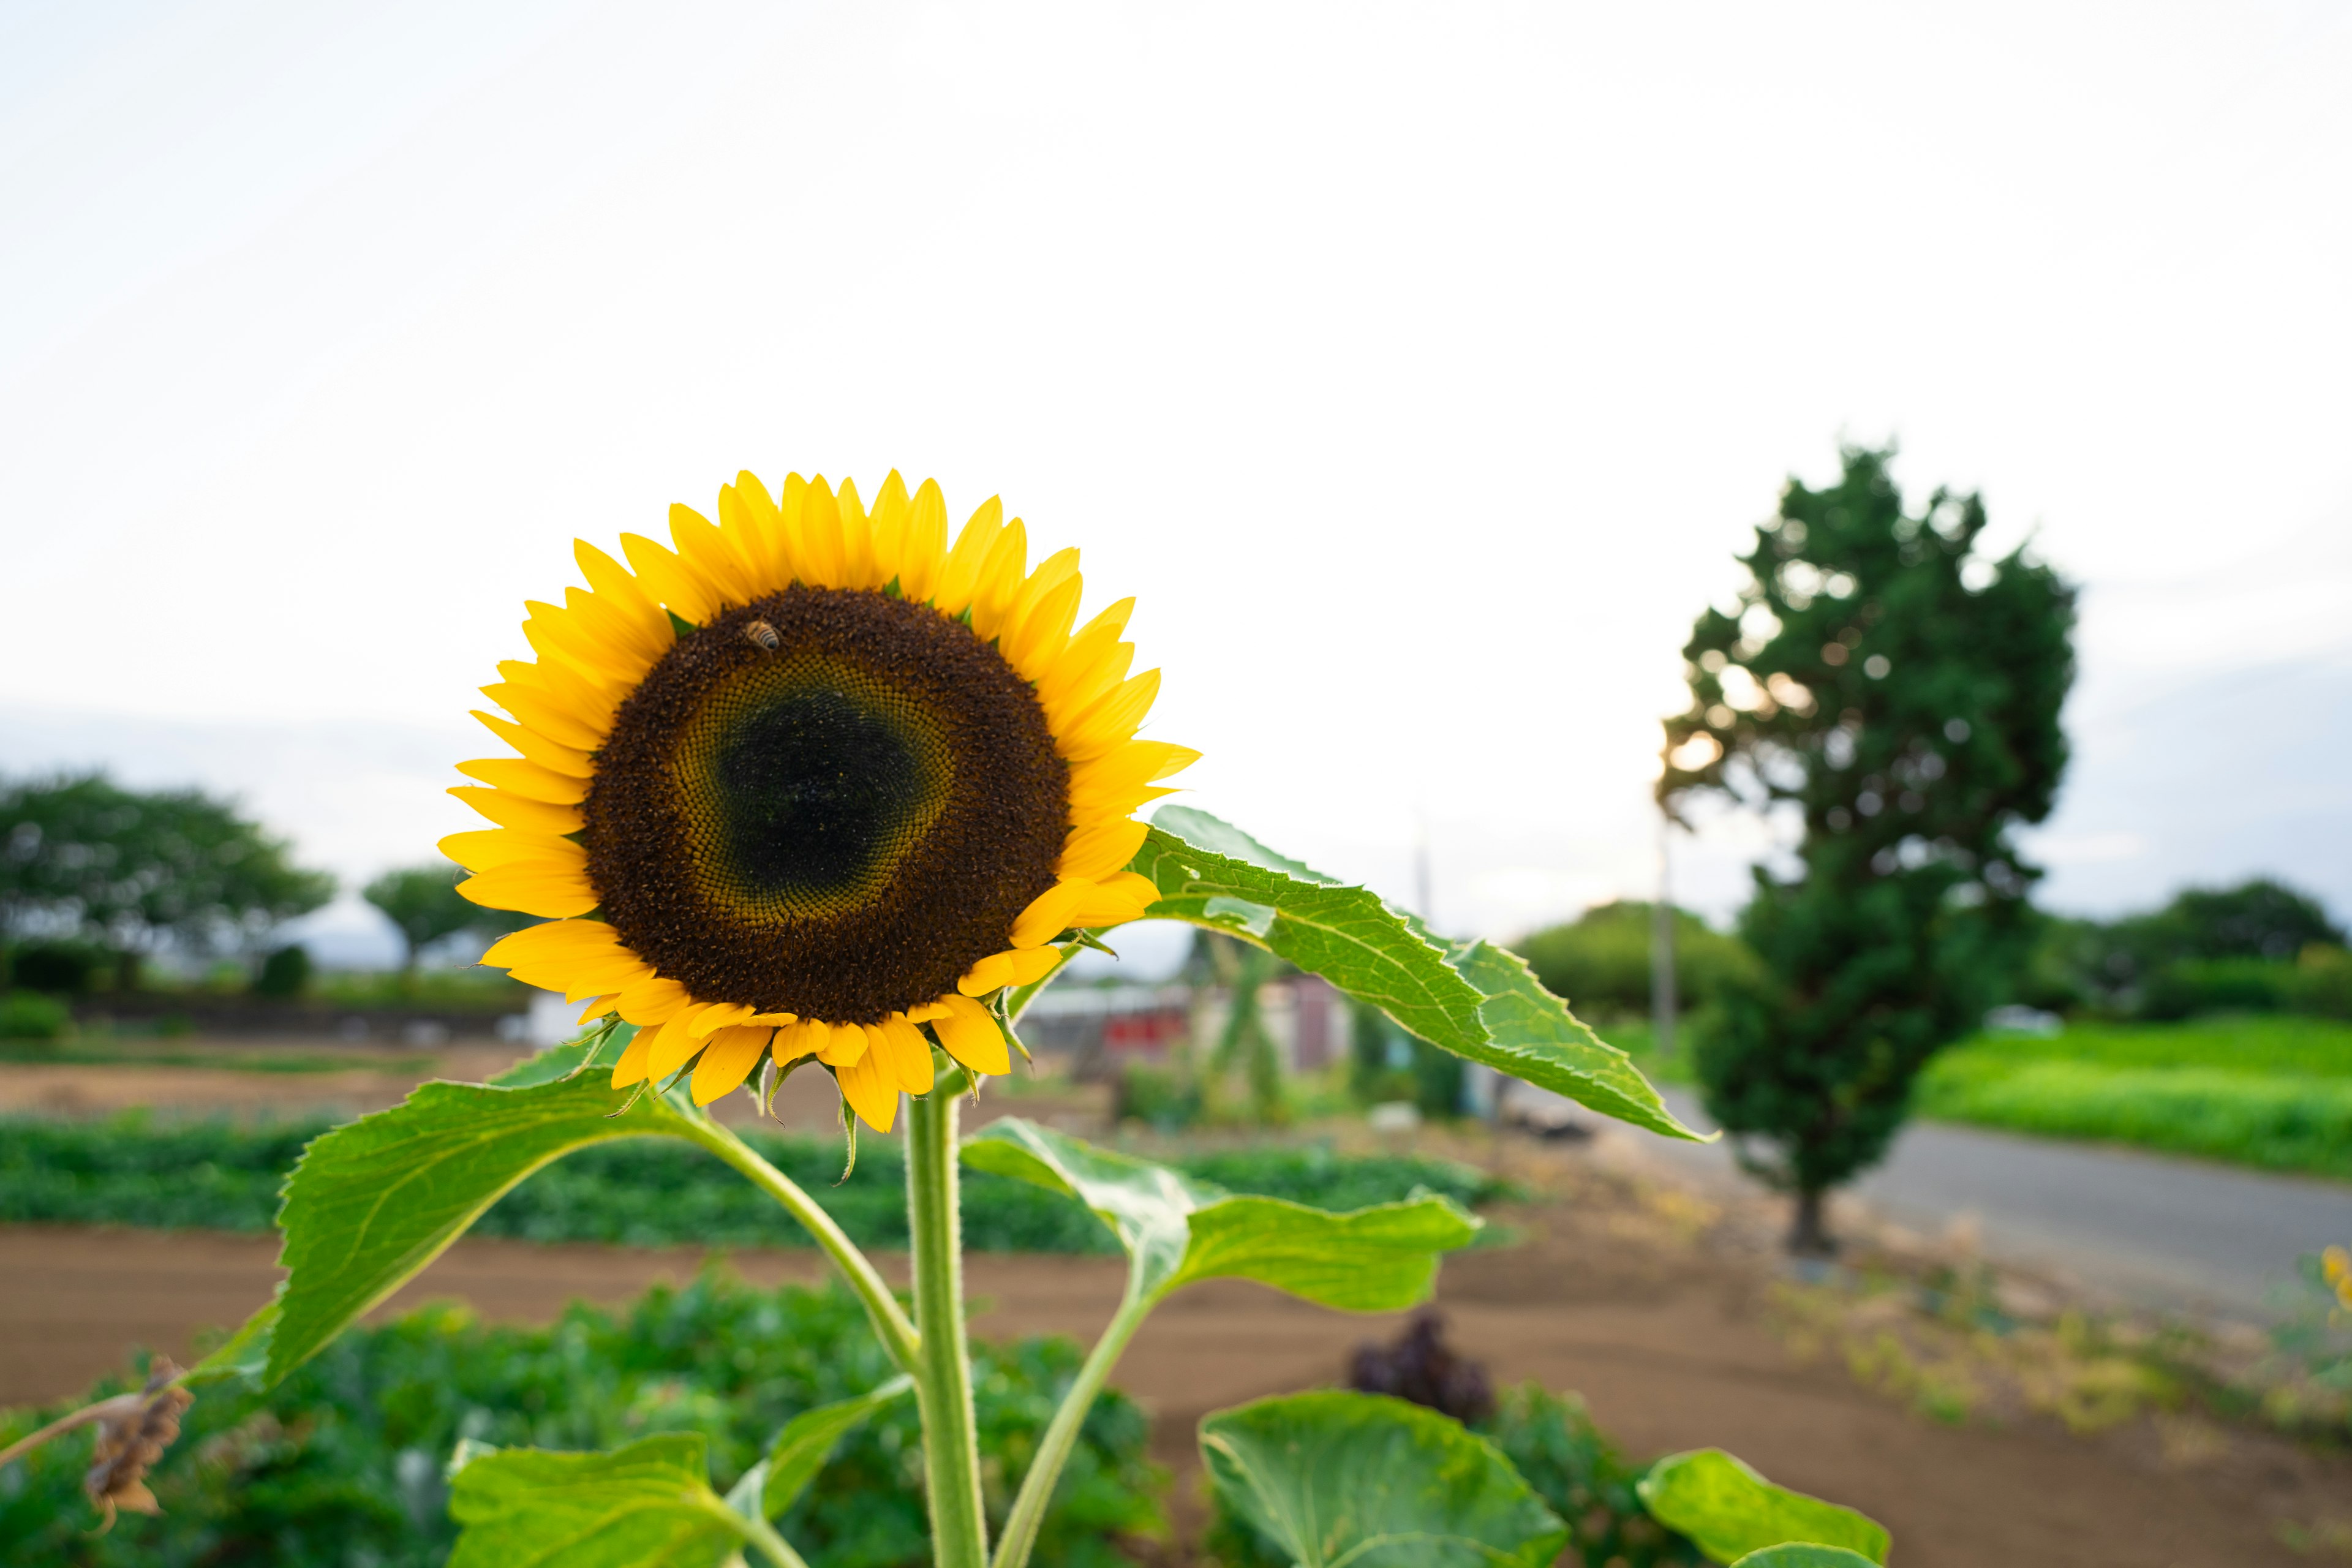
[1728,1548,1883,1568]
[1136,807,1705,1142]
[722,1373,914,1523]
[1637,1449,1890,1566]
[178,1300,277,1389]
[267,1071,697,1384]
[1200,1390,1569,1568]
[489,1021,633,1088]
[963,1118,1479,1309]
[447,1433,740,1568]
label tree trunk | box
[1787,1187,1836,1257]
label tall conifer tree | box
[1660,447,2075,1251]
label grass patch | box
[0,1115,1512,1252]
[1915,1015,2352,1180]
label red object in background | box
[1102,1009,1188,1054]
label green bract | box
[1200,1390,1569,1568]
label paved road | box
[1625,1088,2352,1318]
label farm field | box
[1604,1014,2352,1181]
[1914,1016,2352,1180]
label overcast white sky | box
[4,1,2349,965]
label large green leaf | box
[962,1117,1477,1308]
[1135,807,1703,1141]
[1637,1449,1890,1566]
[1728,1549,1883,1568]
[447,1434,741,1568]
[721,1373,915,1523]
[1200,1391,1568,1568]
[266,1071,698,1384]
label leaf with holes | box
[1133,807,1704,1140]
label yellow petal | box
[770,1019,821,1066]
[609,1025,657,1088]
[796,477,845,588]
[645,1014,703,1080]
[720,475,792,596]
[482,682,605,753]
[1058,818,1149,882]
[1057,669,1161,763]
[897,478,949,603]
[449,786,586,837]
[457,864,597,919]
[483,918,624,970]
[812,1017,870,1067]
[523,601,653,688]
[562,583,668,669]
[1005,571,1084,682]
[578,995,616,1023]
[472,710,595,778]
[621,532,719,624]
[933,993,1011,1077]
[685,1001,756,1038]
[834,1042,900,1133]
[837,476,878,589]
[670,502,758,608]
[1065,872,1158,928]
[968,518,1029,639]
[439,828,581,873]
[957,951,1017,997]
[615,972,693,1025]
[573,540,674,650]
[868,471,911,590]
[692,1025,773,1104]
[1012,878,1094,948]
[500,655,619,739]
[1041,626,1136,725]
[1005,946,1061,986]
[905,1000,952,1023]
[932,496,1003,613]
[456,757,590,805]
[880,1014,935,1094]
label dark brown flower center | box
[582,586,1068,1023]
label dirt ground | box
[4,1207,2345,1566]
[5,1049,2348,1564]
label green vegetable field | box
[1914,1016,2352,1180]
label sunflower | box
[445,471,1194,1132]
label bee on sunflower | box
[443,471,1193,1133]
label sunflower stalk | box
[905,1079,991,1568]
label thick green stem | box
[907,1089,990,1568]
[677,1110,920,1370]
[991,1285,1152,1568]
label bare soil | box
[4,1208,2343,1566]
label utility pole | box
[1651,808,1678,1059]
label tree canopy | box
[1659,445,2075,1249]
[1513,901,1760,1018]
[363,861,529,973]
[0,773,334,968]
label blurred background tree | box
[1513,900,1760,1021]
[363,860,529,986]
[2019,876,2348,1020]
[1659,446,2075,1253]
[0,772,334,991]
